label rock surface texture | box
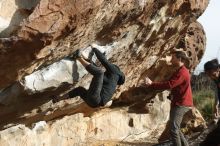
[0,0,209,145]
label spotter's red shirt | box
[149,65,193,107]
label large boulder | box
[0,0,209,145]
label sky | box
[195,0,220,73]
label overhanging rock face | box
[0,0,40,37]
[0,0,209,145]
[0,0,208,89]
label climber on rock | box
[52,44,125,108]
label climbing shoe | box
[69,49,81,60]
[101,100,112,108]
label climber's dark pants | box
[68,64,104,107]
[169,106,190,146]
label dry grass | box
[193,89,215,120]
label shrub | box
[193,89,215,120]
